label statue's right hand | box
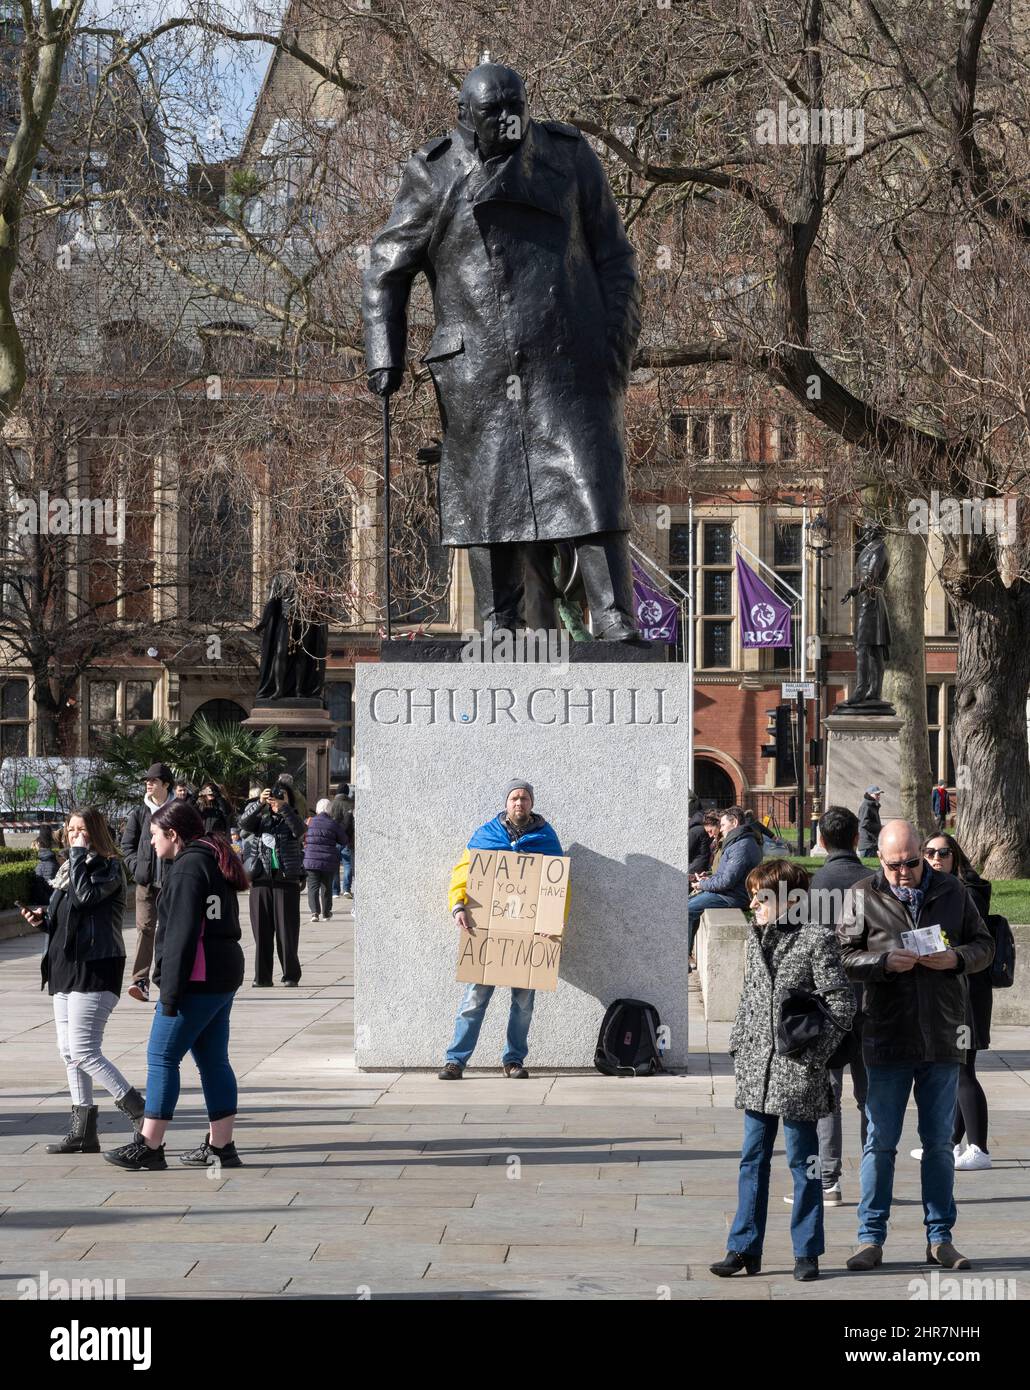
[367,367,402,397]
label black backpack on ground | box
[987,914,1016,989]
[594,998,664,1076]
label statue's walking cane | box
[383,393,392,642]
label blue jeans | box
[145,992,238,1122]
[333,847,353,895]
[728,1110,824,1259]
[445,983,535,1067]
[687,891,741,951]
[858,1062,960,1247]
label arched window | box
[190,699,248,727]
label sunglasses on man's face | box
[881,856,922,871]
[925,847,953,858]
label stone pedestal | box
[823,712,904,822]
[354,662,692,1069]
[696,908,749,1023]
[242,698,337,804]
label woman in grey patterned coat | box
[711,860,855,1283]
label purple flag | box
[736,555,793,647]
[631,561,679,643]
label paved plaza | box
[1,900,1029,1300]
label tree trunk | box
[953,570,1030,878]
[883,528,935,840]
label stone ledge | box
[696,908,749,1022]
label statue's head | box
[860,520,885,543]
[457,63,528,160]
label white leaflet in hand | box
[901,925,946,956]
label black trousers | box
[466,531,635,636]
[306,870,334,918]
[249,882,302,984]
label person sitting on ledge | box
[686,805,763,963]
[439,780,568,1081]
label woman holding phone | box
[104,798,247,1171]
[20,807,145,1155]
[238,783,306,987]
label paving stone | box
[2,907,1028,1300]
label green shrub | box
[0,847,36,865]
[0,861,37,911]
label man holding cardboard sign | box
[439,781,570,1080]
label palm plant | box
[84,722,183,815]
[86,718,285,819]
[177,718,284,799]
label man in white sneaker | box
[838,820,994,1273]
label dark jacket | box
[152,840,244,1016]
[198,795,232,838]
[688,810,711,876]
[31,849,61,907]
[810,849,870,900]
[811,848,871,1041]
[857,795,882,856]
[696,823,763,907]
[730,915,855,1120]
[303,812,350,873]
[120,798,169,887]
[363,117,641,546]
[39,849,126,991]
[837,867,994,1064]
[237,799,306,884]
[329,794,355,853]
[958,869,993,1050]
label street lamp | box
[805,513,832,836]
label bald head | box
[458,63,528,160]
[878,819,924,887]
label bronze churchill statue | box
[362,63,642,639]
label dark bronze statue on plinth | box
[362,62,642,639]
[255,571,328,702]
[837,523,895,714]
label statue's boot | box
[467,543,526,635]
[576,532,640,641]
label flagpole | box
[628,540,691,600]
[687,497,695,796]
[734,534,802,602]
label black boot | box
[710,1250,762,1277]
[115,1087,146,1132]
[46,1105,100,1155]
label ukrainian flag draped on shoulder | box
[467,814,563,855]
[448,815,565,916]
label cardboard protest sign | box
[455,850,570,992]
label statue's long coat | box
[854,537,892,653]
[362,118,641,546]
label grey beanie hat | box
[504,779,534,804]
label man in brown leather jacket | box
[837,819,993,1274]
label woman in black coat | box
[922,832,993,1171]
[238,784,307,986]
[103,799,247,1172]
[196,781,233,837]
[31,824,62,907]
[19,808,145,1155]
